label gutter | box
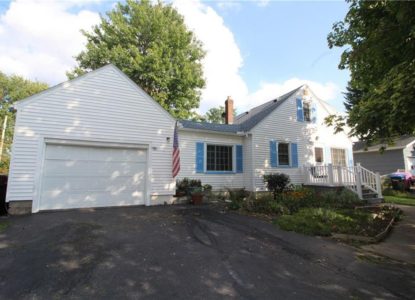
[178,127,248,136]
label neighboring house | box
[353,136,415,175]
[6,64,359,214]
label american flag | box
[172,121,180,178]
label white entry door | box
[39,143,147,210]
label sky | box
[0,0,350,114]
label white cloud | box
[243,79,340,112]
[0,0,341,114]
[256,0,270,8]
[216,1,241,11]
[174,0,340,114]
[173,0,249,113]
[0,0,100,83]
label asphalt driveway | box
[0,205,414,299]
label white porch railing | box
[303,163,382,200]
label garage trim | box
[32,137,152,212]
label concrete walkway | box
[363,205,415,264]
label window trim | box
[277,142,291,167]
[314,146,324,164]
[205,143,236,174]
[330,147,347,167]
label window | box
[303,101,311,122]
[331,148,346,166]
[278,143,290,166]
[315,147,324,163]
[207,145,233,171]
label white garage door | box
[39,143,147,210]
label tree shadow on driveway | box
[0,205,414,299]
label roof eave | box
[179,127,246,136]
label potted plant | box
[191,186,204,205]
[189,179,202,204]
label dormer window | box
[303,101,311,122]
[296,98,316,123]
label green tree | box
[327,0,415,145]
[68,0,205,119]
[0,72,48,173]
[204,105,236,124]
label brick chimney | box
[225,96,234,124]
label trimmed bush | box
[263,173,290,199]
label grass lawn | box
[0,220,9,232]
[384,195,415,206]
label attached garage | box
[6,64,176,214]
[38,142,148,211]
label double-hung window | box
[278,143,290,166]
[206,144,233,171]
[331,148,346,166]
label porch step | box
[362,192,379,199]
[366,197,384,204]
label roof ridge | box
[235,86,302,121]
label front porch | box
[303,163,383,202]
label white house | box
[6,64,379,214]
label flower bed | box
[227,184,401,243]
[276,206,400,240]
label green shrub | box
[242,193,285,214]
[276,206,399,237]
[203,184,212,192]
[263,173,290,199]
[226,188,249,210]
[176,178,203,196]
[189,179,202,188]
[382,188,415,198]
[277,187,318,214]
[318,189,361,209]
[276,208,360,236]
[176,177,190,195]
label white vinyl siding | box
[6,65,175,207]
[177,130,244,190]
[250,88,353,191]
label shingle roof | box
[353,135,415,152]
[179,120,241,133]
[179,86,302,134]
[234,86,302,130]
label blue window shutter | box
[196,142,204,173]
[347,147,354,167]
[311,102,317,124]
[296,98,304,122]
[236,145,243,173]
[324,147,332,164]
[270,140,277,167]
[291,143,299,168]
